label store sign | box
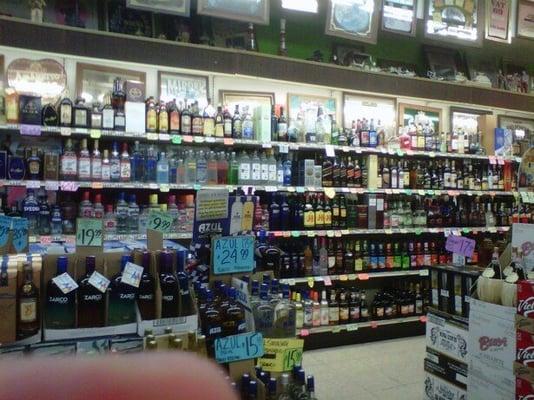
[11,218,29,253]
[485,0,512,43]
[212,235,255,275]
[215,332,264,364]
[258,338,304,372]
[6,58,67,104]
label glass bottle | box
[45,256,76,329]
[137,251,156,320]
[160,251,179,318]
[91,140,102,181]
[110,142,121,182]
[60,139,78,180]
[108,254,137,325]
[157,152,170,184]
[77,256,106,328]
[17,263,40,339]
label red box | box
[518,281,534,318]
[518,330,534,366]
[517,376,534,399]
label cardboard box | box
[423,371,467,400]
[468,298,516,390]
[367,154,378,189]
[517,330,534,367]
[425,347,468,389]
[467,372,514,400]
[125,101,146,134]
[426,312,469,363]
[124,80,145,103]
[516,376,534,399]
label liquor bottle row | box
[236,366,317,400]
[255,235,504,279]
[255,193,529,232]
[44,251,194,332]
[12,189,194,236]
[292,280,428,328]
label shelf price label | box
[258,338,304,372]
[215,332,264,364]
[11,218,28,252]
[20,124,41,136]
[445,235,475,258]
[76,218,103,247]
[171,135,182,144]
[212,235,255,275]
[0,215,11,247]
[147,211,173,233]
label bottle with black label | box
[45,256,76,329]
[137,251,156,320]
[108,254,137,326]
[159,251,179,318]
[77,256,106,328]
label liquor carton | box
[124,80,145,103]
[467,372,514,400]
[426,312,469,363]
[518,280,534,319]
[516,376,534,400]
[423,371,467,400]
[518,330,534,367]
[468,298,516,390]
[425,347,468,389]
[18,94,42,125]
[125,101,145,134]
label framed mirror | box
[158,71,209,108]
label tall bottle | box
[108,254,137,325]
[253,283,274,337]
[77,256,106,328]
[137,251,156,320]
[159,251,179,318]
[91,140,102,181]
[157,152,170,184]
[78,138,91,181]
[45,256,76,329]
[17,263,40,339]
[60,139,78,180]
[278,107,288,142]
[110,142,121,182]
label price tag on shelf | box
[414,228,422,235]
[417,190,426,196]
[419,316,428,323]
[91,182,104,189]
[488,227,497,233]
[445,235,475,258]
[12,218,28,252]
[324,187,336,199]
[370,321,378,329]
[182,135,193,143]
[262,142,272,149]
[122,262,144,288]
[334,231,342,238]
[60,127,71,136]
[76,218,103,247]
[171,135,182,144]
[88,271,110,293]
[357,273,370,281]
[497,157,505,165]
[396,149,405,157]
[212,235,255,275]
[265,186,277,192]
[296,187,305,193]
[0,215,11,247]
[25,180,41,189]
[346,323,359,332]
[159,184,170,193]
[194,136,205,144]
[148,211,173,233]
[52,272,79,294]
[291,231,301,237]
[288,279,296,286]
[307,277,314,288]
[488,156,497,165]
[90,129,101,139]
[403,189,412,195]
[278,144,289,154]
[45,181,59,191]
[307,187,316,192]
[193,184,202,191]
[339,274,348,281]
[205,137,216,143]
[215,332,264,364]
[20,124,41,136]
[462,228,470,234]
[282,231,291,238]
[223,138,235,146]
[159,133,170,141]
[325,145,335,157]
[419,269,429,277]
[146,133,158,141]
[348,274,357,281]
[332,326,342,333]
[323,276,332,286]
[300,329,309,337]
[428,152,436,158]
[306,231,316,237]
[326,230,334,237]
[258,338,303,372]
[60,181,79,192]
[385,229,393,235]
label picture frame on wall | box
[517,0,534,39]
[343,93,397,141]
[450,107,491,136]
[325,0,381,44]
[196,0,270,25]
[381,0,417,36]
[76,63,146,105]
[105,0,154,37]
[287,93,336,135]
[220,90,274,111]
[398,103,442,132]
[485,0,513,43]
[126,0,191,16]
[158,71,209,108]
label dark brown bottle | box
[77,256,106,328]
[322,157,333,187]
[17,263,40,339]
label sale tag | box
[60,127,71,136]
[291,231,301,238]
[445,235,475,258]
[223,138,234,146]
[148,211,173,233]
[357,273,370,280]
[146,133,158,141]
[20,124,41,136]
[121,262,144,288]
[215,332,264,364]
[259,338,304,372]
[415,228,422,235]
[76,218,103,247]
[11,218,28,252]
[60,181,79,192]
[0,215,11,247]
[323,276,332,286]
[396,149,405,157]
[171,135,182,144]
[346,323,359,332]
[325,145,335,157]
[88,271,110,293]
[52,272,79,294]
[212,235,255,275]
[307,277,314,288]
[90,129,101,139]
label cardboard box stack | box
[514,281,534,398]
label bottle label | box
[320,309,329,325]
[304,211,315,227]
[78,159,91,179]
[323,212,332,226]
[278,122,288,136]
[192,118,203,135]
[354,258,363,271]
[170,112,180,131]
[102,109,114,129]
[239,163,250,180]
[60,104,71,124]
[181,116,192,133]
[28,160,40,175]
[101,165,111,181]
[147,110,157,130]
[339,307,349,321]
[74,110,86,126]
[328,308,339,323]
[61,155,77,176]
[340,209,347,218]
[261,164,269,181]
[204,119,215,136]
[315,210,324,226]
[19,299,37,322]
[350,306,360,321]
[224,120,232,135]
[110,161,121,179]
[92,159,102,179]
[159,114,169,132]
[120,161,131,179]
[251,162,261,180]
[268,164,277,182]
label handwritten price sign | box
[0,216,12,247]
[215,332,264,364]
[445,235,475,258]
[11,218,29,252]
[212,235,255,275]
[147,211,173,233]
[258,338,304,372]
[76,218,103,247]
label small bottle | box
[78,138,91,181]
[119,143,131,182]
[157,152,170,184]
[27,148,41,180]
[103,204,117,234]
[101,149,111,181]
[50,205,63,235]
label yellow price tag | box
[307,277,314,288]
[160,184,170,193]
[258,338,304,372]
[324,187,336,199]
[90,129,101,139]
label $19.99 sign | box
[212,235,255,275]
[215,332,264,364]
[76,218,103,247]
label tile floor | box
[302,335,425,400]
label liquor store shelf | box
[0,179,518,197]
[28,232,192,244]
[299,315,424,336]
[280,269,429,286]
[0,124,521,164]
[265,226,510,239]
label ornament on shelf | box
[29,0,46,23]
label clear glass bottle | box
[60,139,78,180]
[253,283,274,337]
[93,193,104,219]
[79,191,94,218]
[22,190,40,235]
[238,151,251,185]
[196,150,207,184]
[145,146,158,182]
[119,143,131,182]
[91,140,102,181]
[128,194,140,234]
[156,152,169,184]
[50,205,62,235]
[110,142,121,182]
[103,204,117,234]
[115,192,129,234]
[101,149,111,182]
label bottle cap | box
[94,194,102,203]
[57,256,68,273]
[83,191,91,201]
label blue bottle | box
[283,158,292,186]
[131,141,145,182]
[156,152,169,184]
[8,155,26,180]
[145,146,158,182]
[269,194,280,231]
[50,205,62,235]
[22,190,40,235]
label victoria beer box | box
[517,377,534,400]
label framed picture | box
[425,0,483,46]
[485,0,513,43]
[220,90,274,112]
[517,0,534,39]
[158,72,209,108]
[126,0,191,16]
[325,0,381,44]
[343,93,396,140]
[381,0,417,36]
[466,56,499,88]
[76,63,146,105]
[105,0,154,38]
[423,45,464,81]
[333,44,371,68]
[498,115,534,156]
[450,107,491,135]
[287,94,336,134]
[398,103,442,132]
[197,0,270,25]
[281,0,319,13]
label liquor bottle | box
[38,193,51,235]
[168,100,180,134]
[90,140,102,181]
[159,251,179,318]
[25,147,41,180]
[191,102,203,136]
[181,101,192,135]
[115,192,129,234]
[360,292,369,322]
[127,194,139,233]
[110,142,121,182]
[77,256,106,328]
[114,107,126,132]
[246,23,258,51]
[146,98,157,133]
[101,149,111,181]
[222,106,232,138]
[158,101,169,133]
[79,191,94,218]
[270,105,279,141]
[196,150,207,184]
[45,256,76,329]
[119,143,131,182]
[75,138,91,181]
[145,146,158,182]
[212,104,224,138]
[73,97,89,128]
[111,77,125,111]
[137,251,156,320]
[253,284,274,336]
[278,18,288,56]
[58,96,73,127]
[89,103,102,129]
[242,106,254,139]
[42,103,59,126]
[232,105,242,138]
[108,254,137,326]
[22,190,40,235]
[17,262,40,339]
[278,107,288,142]
[60,139,78,180]
[328,290,339,326]
[203,99,215,137]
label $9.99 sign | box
[76,218,103,247]
[148,211,173,233]
[212,235,255,275]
